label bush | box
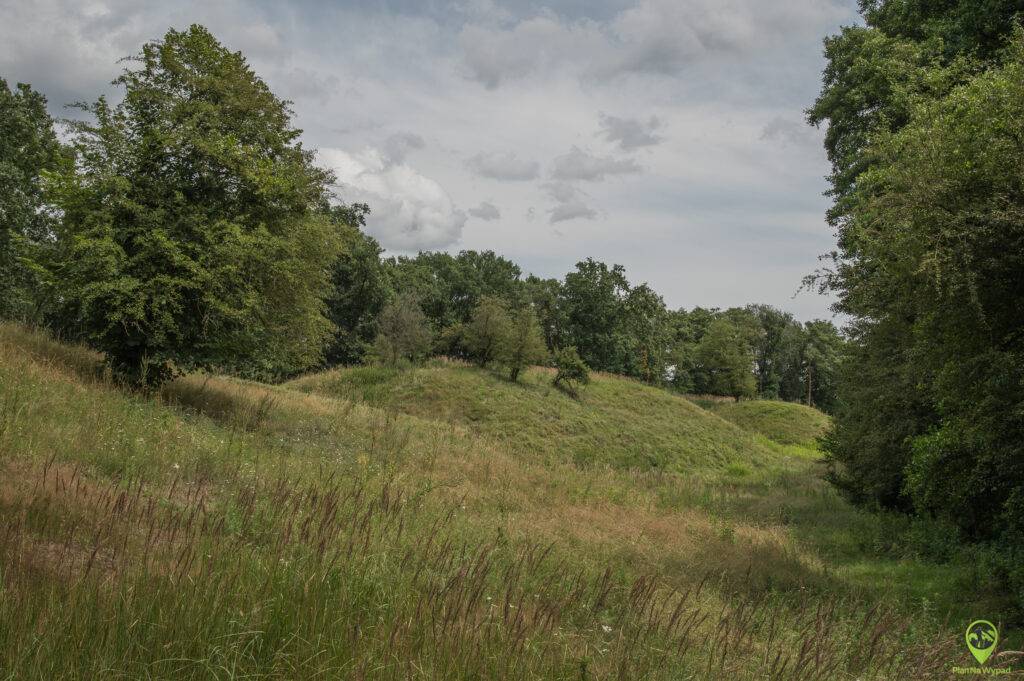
[463,296,511,367]
[500,306,549,382]
[552,346,590,397]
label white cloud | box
[320,147,466,251]
[550,146,641,182]
[466,151,540,181]
[468,201,501,221]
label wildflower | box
[601,625,612,634]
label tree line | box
[810,0,1024,608]
[0,23,840,410]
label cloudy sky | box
[0,0,861,320]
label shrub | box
[552,346,590,397]
[463,296,511,367]
[371,294,433,367]
[501,306,548,382]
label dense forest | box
[809,0,1024,607]
[0,25,841,408]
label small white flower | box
[601,625,612,634]
[172,463,180,470]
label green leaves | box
[51,25,340,385]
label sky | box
[0,0,862,321]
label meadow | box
[0,322,1010,679]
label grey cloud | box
[542,181,597,224]
[468,201,501,221]
[550,146,641,182]
[458,0,852,87]
[382,132,426,164]
[598,113,663,150]
[280,67,341,105]
[760,117,817,148]
[466,151,540,181]
[549,201,598,224]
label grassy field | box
[0,323,1013,679]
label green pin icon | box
[965,620,998,665]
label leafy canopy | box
[50,25,340,385]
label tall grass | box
[0,324,971,678]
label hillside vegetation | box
[1,323,1002,678]
[288,363,778,473]
[697,399,830,447]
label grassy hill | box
[287,362,779,474]
[695,399,831,447]
[0,324,996,679]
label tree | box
[811,1,1024,564]
[463,296,512,367]
[0,79,62,320]
[552,346,590,398]
[386,250,523,332]
[49,25,340,385]
[694,319,756,401]
[622,284,672,384]
[501,305,548,382]
[561,259,631,373]
[371,293,432,366]
[746,304,803,399]
[801,320,843,412]
[323,203,391,366]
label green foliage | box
[552,346,590,398]
[462,296,512,367]
[0,79,62,321]
[371,293,432,367]
[500,305,549,382]
[48,25,339,385]
[814,1,1024,609]
[323,204,391,366]
[386,250,524,332]
[560,259,631,373]
[694,319,756,401]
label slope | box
[698,399,830,447]
[287,362,778,474]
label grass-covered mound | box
[698,399,830,447]
[288,362,776,474]
[0,324,1000,679]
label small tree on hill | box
[501,306,548,382]
[463,296,511,367]
[552,346,590,397]
[371,294,432,366]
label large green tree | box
[0,79,62,320]
[49,26,340,385]
[811,2,1024,556]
